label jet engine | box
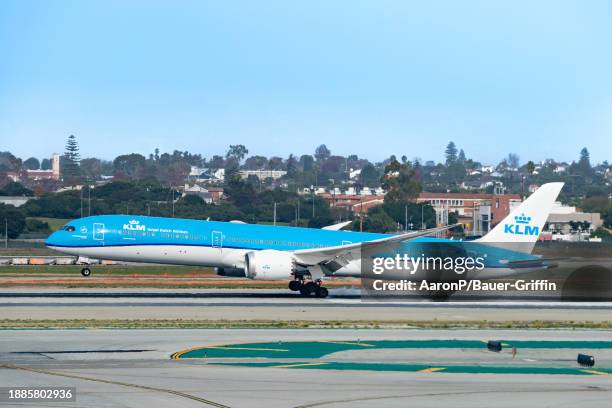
[244,250,296,280]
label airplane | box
[45,183,564,298]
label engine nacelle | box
[244,250,295,280]
[215,267,246,277]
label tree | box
[445,142,457,164]
[360,164,379,187]
[244,156,268,170]
[62,134,81,181]
[23,157,40,170]
[458,149,466,163]
[314,144,331,162]
[382,201,436,229]
[0,204,26,238]
[0,182,33,196]
[113,154,146,179]
[224,159,240,183]
[381,159,422,203]
[226,145,248,163]
[579,147,590,165]
[209,155,225,170]
[526,160,536,175]
[299,155,314,171]
[360,206,397,233]
[578,147,592,174]
[286,154,298,178]
[507,153,520,169]
[80,158,105,180]
[0,151,21,172]
[41,158,52,170]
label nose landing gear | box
[288,279,328,298]
[80,267,91,277]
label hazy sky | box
[1,0,611,165]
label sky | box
[1,0,611,165]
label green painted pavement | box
[209,361,612,376]
[173,340,612,359]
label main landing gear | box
[81,267,91,277]
[288,279,329,298]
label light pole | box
[310,185,315,218]
[4,218,7,249]
[171,187,175,217]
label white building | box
[544,202,602,238]
[239,169,287,181]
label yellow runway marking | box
[272,362,329,369]
[581,369,609,376]
[204,346,289,352]
[319,341,375,347]
[418,367,446,373]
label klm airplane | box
[45,183,564,297]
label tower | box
[52,153,60,180]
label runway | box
[1,329,612,407]
[2,288,612,323]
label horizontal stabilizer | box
[321,221,352,231]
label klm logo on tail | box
[504,214,539,236]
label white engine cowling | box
[244,250,295,280]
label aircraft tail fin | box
[476,182,564,253]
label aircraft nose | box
[45,231,62,247]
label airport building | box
[416,191,522,235]
[543,202,603,241]
[25,153,61,181]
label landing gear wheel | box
[81,267,91,277]
[300,281,318,296]
[288,280,302,291]
[315,286,329,298]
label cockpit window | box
[63,225,76,232]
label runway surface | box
[2,288,612,322]
[1,329,612,407]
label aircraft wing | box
[292,224,460,272]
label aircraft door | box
[93,223,105,244]
[212,231,223,251]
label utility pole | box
[273,202,277,226]
[171,187,175,217]
[4,218,7,249]
[404,204,408,232]
[88,184,91,216]
[360,197,363,232]
[147,203,151,216]
[80,187,83,218]
[310,186,315,219]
